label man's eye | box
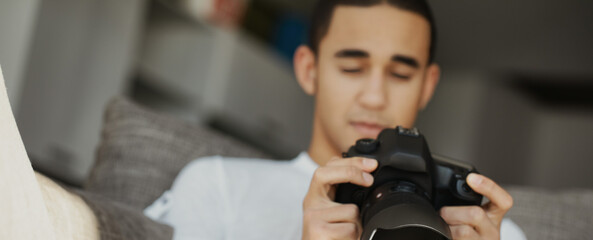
[342,68,362,73]
[390,72,411,80]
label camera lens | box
[359,182,450,240]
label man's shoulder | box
[169,156,278,192]
[181,155,293,176]
[170,155,303,194]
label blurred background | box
[0,0,591,188]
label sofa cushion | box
[85,96,268,210]
[506,186,593,239]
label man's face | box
[312,5,436,152]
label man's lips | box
[350,122,388,138]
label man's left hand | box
[439,173,513,240]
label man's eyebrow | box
[335,49,369,58]
[392,55,419,68]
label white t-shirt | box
[145,152,526,240]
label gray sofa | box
[73,96,592,240]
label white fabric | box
[0,66,57,240]
[145,152,526,240]
[0,66,99,240]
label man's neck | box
[306,117,342,167]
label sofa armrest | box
[73,189,173,240]
[506,186,593,239]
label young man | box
[144,0,524,239]
[0,0,524,239]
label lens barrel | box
[358,181,451,239]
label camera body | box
[335,126,483,229]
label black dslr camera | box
[335,126,483,240]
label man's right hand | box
[302,157,378,240]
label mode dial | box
[355,139,379,154]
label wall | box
[136,3,314,158]
[429,0,593,76]
[0,0,40,109]
[423,0,593,188]
[417,70,593,189]
[17,0,146,184]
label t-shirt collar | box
[293,151,318,174]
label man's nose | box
[357,70,387,110]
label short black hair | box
[308,0,437,63]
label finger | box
[310,166,374,194]
[303,205,362,239]
[320,204,360,223]
[325,222,360,240]
[440,206,498,237]
[303,204,358,225]
[449,225,479,240]
[326,157,378,172]
[467,173,513,218]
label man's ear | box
[419,63,441,110]
[293,45,317,96]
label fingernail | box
[468,173,482,186]
[363,172,374,184]
[363,158,377,168]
